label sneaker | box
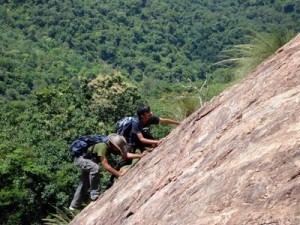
[69,206,76,211]
[90,195,99,201]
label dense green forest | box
[0,0,299,224]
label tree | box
[88,71,142,124]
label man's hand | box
[118,168,128,177]
[158,138,165,145]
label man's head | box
[137,105,153,123]
[107,134,128,158]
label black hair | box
[137,105,151,118]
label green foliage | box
[216,30,294,78]
[144,80,202,137]
[43,207,77,225]
[0,1,299,224]
[145,72,234,138]
[0,36,141,225]
[0,74,141,225]
[173,96,201,119]
[1,0,299,82]
[0,146,49,225]
[88,71,142,124]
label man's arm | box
[126,152,144,159]
[100,156,123,177]
[137,132,160,146]
[159,117,180,125]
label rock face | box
[70,35,300,225]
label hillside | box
[70,35,300,224]
[1,0,299,84]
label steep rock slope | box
[70,35,300,225]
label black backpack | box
[116,117,137,137]
[69,135,108,157]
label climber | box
[69,134,143,210]
[117,105,180,153]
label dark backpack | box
[69,135,108,157]
[116,117,137,137]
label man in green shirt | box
[69,134,143,210]
[93,134,143,177]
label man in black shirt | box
[129,105,180,151]
[113,105,179,179]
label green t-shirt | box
[88,143,108,157]
[89,143,121,168]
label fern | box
[43,207,78,225]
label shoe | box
[69,206,76,211]
[90,195,99,201]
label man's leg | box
[87,160,100,200]
[73,157,100,202]
[69,169,89,209]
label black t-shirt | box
[128,115,160,148]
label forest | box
[0,0,299,224]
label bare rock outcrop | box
[70,35,300,225]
